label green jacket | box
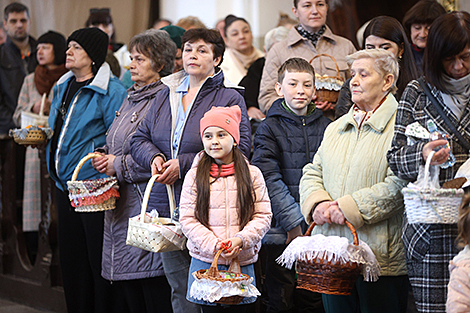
[299,93,407,276]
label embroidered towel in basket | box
[126,174,186,253]
[402,150,464,224]
[190,248,260,304]
[277,221,380,296]
[67,153,120,212]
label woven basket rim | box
[12,129,47,145]
[194,269,250,282]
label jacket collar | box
[127,80,164,103]
[4,35,36,54]
[56,62,112,95]
[267,98,323,124]
[161,68,237,91]
[338,93,398,133]
[287,24,337,47]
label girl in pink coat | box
[179,105,272,312]
[447,194,470,313]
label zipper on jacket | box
[301,117,310,163]
[110,212,115,283]
[225,177,230,266]
[340,127,361,196]
[55,90,82,180]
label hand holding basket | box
[11,94,52,145]
[190,249,261,304]
[403,150,464,224]
[67,153,120,212]
[21,93,49,128]
[296,221,361,295]
[309,54,344,103]
[126,174,186,253]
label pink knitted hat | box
[200,106,241,144]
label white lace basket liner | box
[277,226,380,282]
[126,174,186,253]
[67,153,120,212]
[402,150,464,224]
[190,249,261,303]
[309,54,344,103]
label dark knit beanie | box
[67,27,109,69]
[37,31,67,65]
[161,25,186,49]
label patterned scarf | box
[352,95,387,129]
[210,163,235,178]
[296,24,326,47]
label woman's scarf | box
[34,64,68,96]
[440,73,470,120]
[227,47,264,77]
[352,94,387,129]
[296,24,326,47]
[210,162,235,178]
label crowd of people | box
[1,1,470,313]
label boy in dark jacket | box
[252,57,330,313]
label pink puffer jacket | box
[179,153,272,266]
[447,246,470,313]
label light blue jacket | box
[46,63,127,190]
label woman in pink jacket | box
[179,105,272,312]
[447,194,470,313]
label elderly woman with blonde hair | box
[300,49,409,313]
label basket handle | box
[206,249,241,278]
[305,220,359,246]
[39,93,47,117]
[227,256,241,274]
[309,53,341,78]
[207,249,224,277]
[139,174,175,223]
[423,150,436,188]
[71,153,103,181]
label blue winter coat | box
[101,81,166,281]
[130,70,252,217]
[251,99,330,245]
[46,63,127,190]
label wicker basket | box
[193,249,249,305]
[403,150,464,224]
[309,54,344,103]
[126,174,186,253]
[11,129,47,145]
[296,221,361,295]
[67,153,120,212]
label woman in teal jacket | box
[46,27,126,313]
